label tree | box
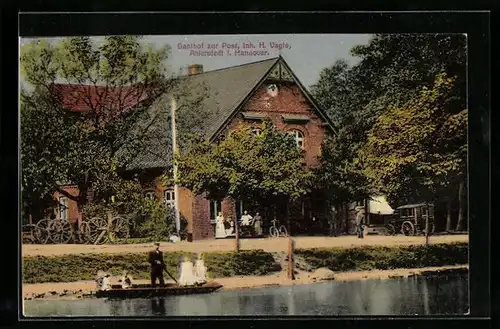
[311,34,467,231]
[360,72,467,208]
[20,36,171,220]
[177,121,311,230]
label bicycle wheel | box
[269,227,279,238]
[279,226,288,237]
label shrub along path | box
[22,234,468,257]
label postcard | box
[20,32,469,317]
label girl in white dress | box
[178,256,197,286]
[194,254,207,284]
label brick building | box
[54,56,338,240]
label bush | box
[134,199,176,240]
[203,249,281,278]
[295,242,468,272]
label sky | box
[20,34,372,89]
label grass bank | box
[22,242,467,284]
[22,249,281,284]
[295,242,468,272]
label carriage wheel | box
[112,216,130,240]
[22,224,36,244]
[401,221,415,236]
[279,225,288,237]
[269,227,279,238]
[33,219,51,244]
[79,221,92,244]
[49,220,73,244]
[385,224,396,236]
[87,217,109,244]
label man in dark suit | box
[148,242,165,287]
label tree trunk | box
[285,199,291,236]
[456,181,466,231]
[445,198,452,232]
[234,216,240,253]
[344,203,349,235]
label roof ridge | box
[179,57,280,78]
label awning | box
[241,112,268,120]
[281,114,310,123]
[368,196,394,215]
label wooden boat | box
[94,281,223,299]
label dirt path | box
[23,235,468,257]
[22,264,468,300]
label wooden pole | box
[287,238,295,280]
[171,96,181,235]
[425,203,430,246]
[234,217,240,253]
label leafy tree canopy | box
[176,121,311,203]
[360,72,467,206]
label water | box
[23,274,468,317]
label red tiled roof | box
[52,83,148,113]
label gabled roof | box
[207,55,337,141]
[54,56,334,172]
[53,83,147,113]
[176,57,280,139]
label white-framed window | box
[144,191,156,200]
[59,197,69,220]
[252,128,262,136]
[288,130,304,149]
[209,200,222,221]
[236,200,246,220]
[164,189,175,208]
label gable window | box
[164,189,175,208]
[252,128,262,136]
[59,197,69,221]
[288,130,304,149]
[145,191,156,200]
[210,200,222,222]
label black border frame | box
[1,9,491,328]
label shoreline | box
[23,264,468,301]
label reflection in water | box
[151,297,166,315]
[24,274,468,317]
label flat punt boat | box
[94,281,223,299]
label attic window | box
[242,112,268,121]
[281,114,310,123]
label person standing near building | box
[148,242,165,287]
[355,206,365,239]
[253,212,262,236]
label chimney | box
[188,64,203,75]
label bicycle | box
[269,217,288,238]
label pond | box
[23,273,468,317]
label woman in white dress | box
[215,212,226,239]
[178,256,197,286]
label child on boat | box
[121,270,133,289]
[194,254,207,284]
[95,271,112,291]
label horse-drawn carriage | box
[385,203,435,236]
